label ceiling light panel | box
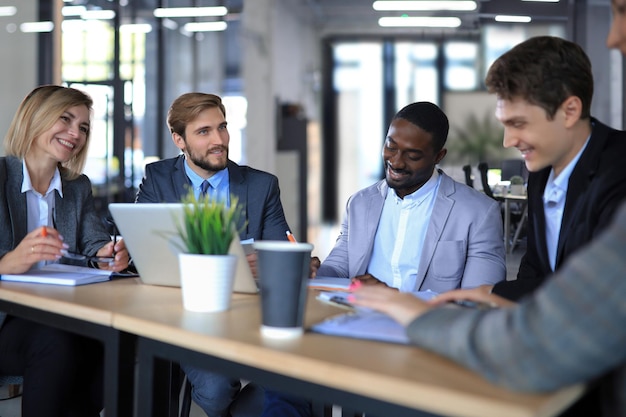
[154,7,228,18]
[378,16,462,27]
[373,1,477,11]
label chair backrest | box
[462,165,473,188]
[0,375,23,400]
[477,162,495,199]
[500,159,528,182]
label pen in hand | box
[286,230,297,243]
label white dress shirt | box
[367,170,441,291]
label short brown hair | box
[4,85,93,180]
[167,93,226,138]
[485,36,593,120]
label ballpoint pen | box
[286,230,297,243]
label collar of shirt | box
[389,169,440,207]
[542,134,591,270]
[542,134,591,205]
[368,170,441,291]
[21,161,63,198]
[183,158,230,204]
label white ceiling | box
[291,0,574,36]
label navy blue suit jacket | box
[493,118,626,300]
[135,155,290,241]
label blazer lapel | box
[528,168,552,273]
[6,158,28,244]
[172,156,192,201]
[351,181,386,276]
[54,189,79,252]
[226,161,249,235]
[556,120,605,265]
[414,172,453,289]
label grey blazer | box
[0,156,112,327]
[135,155,290,241]
[317,170,506,293]
[408,202,626,416]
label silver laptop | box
[108,203,258,293]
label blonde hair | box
[167,92,226,139]
[4,85,93,180]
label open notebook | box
[311,290,439,344]
[1,264,111,286]
[109,203,258,293]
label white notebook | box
[1,263,112,286]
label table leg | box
[504,199,511,254]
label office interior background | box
[0,0,620,260]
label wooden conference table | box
[0,278,583,417]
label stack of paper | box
[311,290,440,344]
[308,276,351,291]
[1,263,112,286]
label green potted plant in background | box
[509,175,526,196]
[175,190,244,312]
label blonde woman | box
[0,85,129,417]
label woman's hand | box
[95,238,130,272]
[429,286,516,309]
[0,227,67,274]
[349,283,430,326]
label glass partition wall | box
[323,22,564,221]
[50,0,244,206]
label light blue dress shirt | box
[543,136,590,270]
[184,158,230,207]
[367,170,441,292]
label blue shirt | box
[543,136,590,270]
[183,158,230,207]
[367,170,441,292]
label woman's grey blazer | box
[0,155,112,327]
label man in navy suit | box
[136,92,290,417]
[475,36,626,302]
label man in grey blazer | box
[316,101,506,293]
[135,92,289,417]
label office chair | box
[462,165,474,188]
[479,162,527,250]
[500,159,528,182]
[0,375,23,400]
[180,376,193,417]
[477,162,495,199]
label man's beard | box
[187,145,228,172]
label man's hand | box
[309,256,321,278]
[351,273,390,287]
[246,252,258,278]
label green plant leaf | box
[174,190,246,255]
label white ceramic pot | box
[178,253,237,312]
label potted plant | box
[508,175,526,196]
[175,190,244,312]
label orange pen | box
[286,231,297,243]
[41,226,47,238]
